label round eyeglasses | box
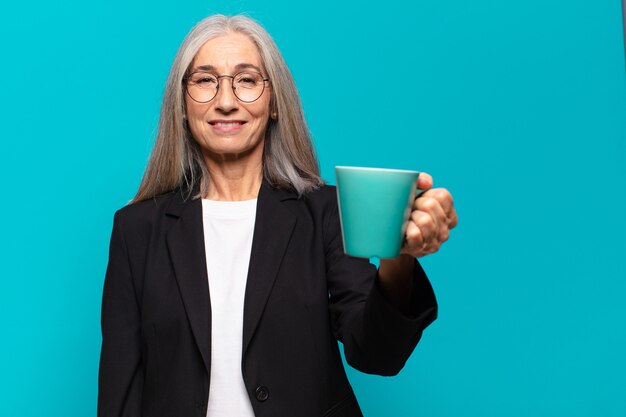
[185,71,270,103]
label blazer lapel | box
[163,180,298,371]
[242,182,297,357]
[165,185,211,373]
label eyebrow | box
[192,63,264,73]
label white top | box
[201,198,257,417]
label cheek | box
[250,114,270,137]
[187,121,203,144]
[184,102,207,136]
[249,100,271,126]
[185,98,201,120]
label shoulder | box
[299,184,338,208]
[285,184,339,225]
[115,189,177,219]
[111,189,179,233]
[289,184,341,237]
[267,183,338,217]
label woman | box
[98,14,457,417]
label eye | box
[191,73,218,87]
[235,72,261,88]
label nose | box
[213,77,238,113]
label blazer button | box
[255,385,269,402]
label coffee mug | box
[335,166,420,258]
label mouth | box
[208,120,246,133]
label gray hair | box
[132,14,324,203]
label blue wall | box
[0,0,624,415]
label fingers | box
[426,188,454,215]
[407,210,439,254]
[449,208,458,229]
[403,186,458,257]
[416,195,449,243]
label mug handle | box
[415,189,427,199]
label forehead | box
[192,32,263,70]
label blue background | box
[1,0,625,416]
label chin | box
[201,139,264,159]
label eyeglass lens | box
[186,72,266,103]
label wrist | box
[379,254,415,276]
[377,254,416,314]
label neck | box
[202,150,264,201]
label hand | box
[401,172,458,258]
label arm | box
[377,255,416,316]
[325,194,438,376]
[98,211,143,417]
[377,173,458,315]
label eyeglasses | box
[184,71,270,103]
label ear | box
[269,93,278,118]
[181,102,188,123]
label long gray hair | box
[132,14,323,203]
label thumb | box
[417,172,433,190]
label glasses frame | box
[184,70,270,104]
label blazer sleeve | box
[324,192,438,376]
[98,210,143,417]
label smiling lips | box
[209,120,246,132]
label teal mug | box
[335,166,421,258]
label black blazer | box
[98,181,438,417]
